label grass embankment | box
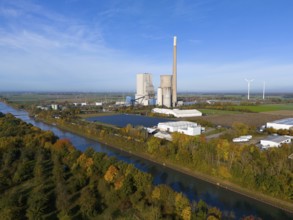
[38,117,293,215]
[78,112,118,118]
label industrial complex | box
[135,36,178,108]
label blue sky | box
[0,0,293,93]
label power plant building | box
[135,73,155,106]
[135,36,178,107]
[157,36,178,108]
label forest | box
[0,112,231,219]
[32,107,293,204]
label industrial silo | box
[157,87,163,106]
[163,87,171,107]
[160,75,172,107]
[160,75,172,88]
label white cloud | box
[0,1,292,93]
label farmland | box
[201,112,292,127]
[232,104,293,112]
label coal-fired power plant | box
[157,36,178,107]
[135,36,178,107]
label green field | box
[234,104,293,112]
[0,92,130,104]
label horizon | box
[0,0,293,92]
[1,90,293,96]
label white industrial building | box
[266,118,293,130]
[152,108,202,118]
[51,104,59,110]
[260,135,292,148]
[135,73,155,106]
[158,121,201,136]
[232,135,252,143]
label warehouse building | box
[266,118,293,130]
[152,108,202,118]
[158,121,201,136]
[260,135,292,148]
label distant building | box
[260,135,292,148]
[125,96,133,105]
[51,104,59,110]
[152,108,202,118]
[37,106,49,111]
[158,121,202,136]
[95,102,103,106]
[115,101,126,106]
[266,118,293,130]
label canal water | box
[0,102,292,219]
[86,114,171,127]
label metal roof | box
[158,121,198,127]
[269,118,293,126]
[264,135,291,143]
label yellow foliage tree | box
[114,176,125,190]
[151,186,161,200]
[104,165,119,182]
[181,206,192,220]
[175,192,190,217]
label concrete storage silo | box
[160,75,172,108]
[160,75,172,88]
[157,87,163,106]
[163,87,171,107]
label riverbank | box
[41,118,293,215]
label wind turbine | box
[245,79,253,100]
[262,81,266,100]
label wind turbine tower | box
[263,81,266,100]
[245,79,253,100]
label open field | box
[233,104,293,112]
[199,112,293,127]
[1,92,130,104]
[198,109,241,115]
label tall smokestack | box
[172,36,177,107]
